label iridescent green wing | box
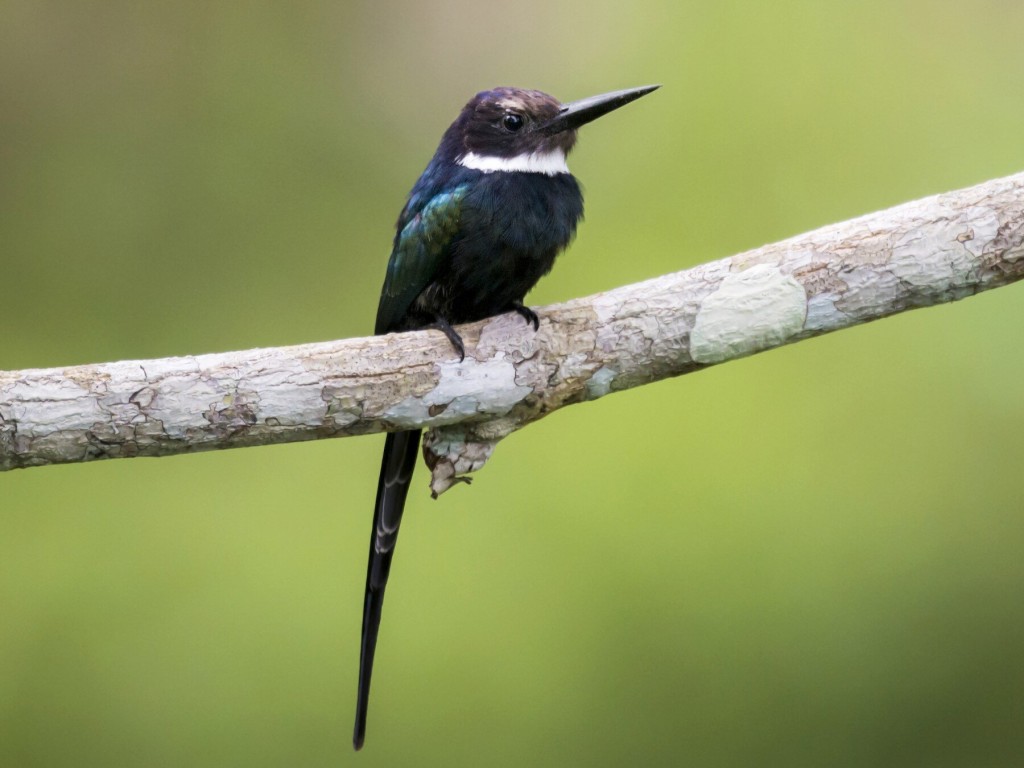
[375,184,468,334]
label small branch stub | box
[2,171,1024,493]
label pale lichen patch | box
[586,366,617,399]
[805,294,851,333]
[383,353,532,429]
[690,265,807,364]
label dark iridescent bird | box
[354,83,659,750]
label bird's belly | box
[448,244,556,321]
[442,173,582,323]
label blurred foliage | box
[3,1,1024,766]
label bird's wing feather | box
[375,184,469,334]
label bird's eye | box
[502,113,524,132]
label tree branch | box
[3,171,1024,493]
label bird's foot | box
[431,314,465,361]
[511,301,540,331]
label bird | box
[354,83,659,750]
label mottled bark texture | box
[3,172,1024,494]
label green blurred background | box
[3,2,1024,766]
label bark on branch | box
[3,171,1024,493]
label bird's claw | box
[511,301,540,331]
[431,314,466,361]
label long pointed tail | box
[353,429,421,751]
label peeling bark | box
[3,171,1024,494]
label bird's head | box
[442,84,659,175]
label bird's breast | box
[443,172,584,321]
[469,171,583,243]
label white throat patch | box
[457,149,569,176]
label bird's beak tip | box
[543,83,661,134]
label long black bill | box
[541,84,660,135]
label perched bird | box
[354,83,659,750]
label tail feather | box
[353,429,421,751]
